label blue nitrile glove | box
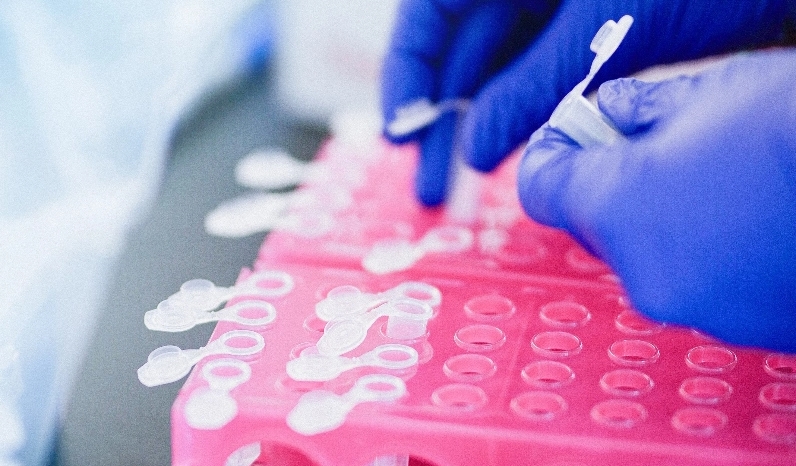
[382,0,793,206]
[518,50,796,352]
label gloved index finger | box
[455,5,632,174]
[518,120,631,260]
[382,1,522,206]
[381,0,477,141]
[381,1,518,141]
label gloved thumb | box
[596,76,698,135]
[517,123,617,253]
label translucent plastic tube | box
[548,15,634,148]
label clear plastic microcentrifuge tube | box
[204,191,339,239]
[386,98,469,138]
[548,15,634,148]
[225,442,261,466]
[234,148,308,190]
[146,299,277,332]
[368,455,410,466]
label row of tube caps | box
[138,270,441,435]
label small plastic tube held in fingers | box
[548,15,633,148]
[549,94,623,148]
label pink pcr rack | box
[169,137,796,466]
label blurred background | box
[0,1,399,464]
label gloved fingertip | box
[415,155,450,206]
[516,125,577,227]
[466,147,502,173]
[598,75,701,135]
[414,116,456,207]
[463,128,510,173]
[458,101,518,174]
[415,181,446,207]
[382,127,417,145]
[518,126,564,181]
[415,153,448,206]
[597,78,648,134]
[597,78,645,100]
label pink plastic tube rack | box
[170,138,796,466]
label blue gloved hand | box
[382,0,792,206]
[518,50,796,352]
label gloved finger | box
[516,124,584,231]
[400,3,521,205]
[459,1,629,173]
[518,121,633,258]
[596,76,699,135]
[415,112,457,205]
[381,0,465,143]
[459,0,788,174]
[381,0,512,143]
